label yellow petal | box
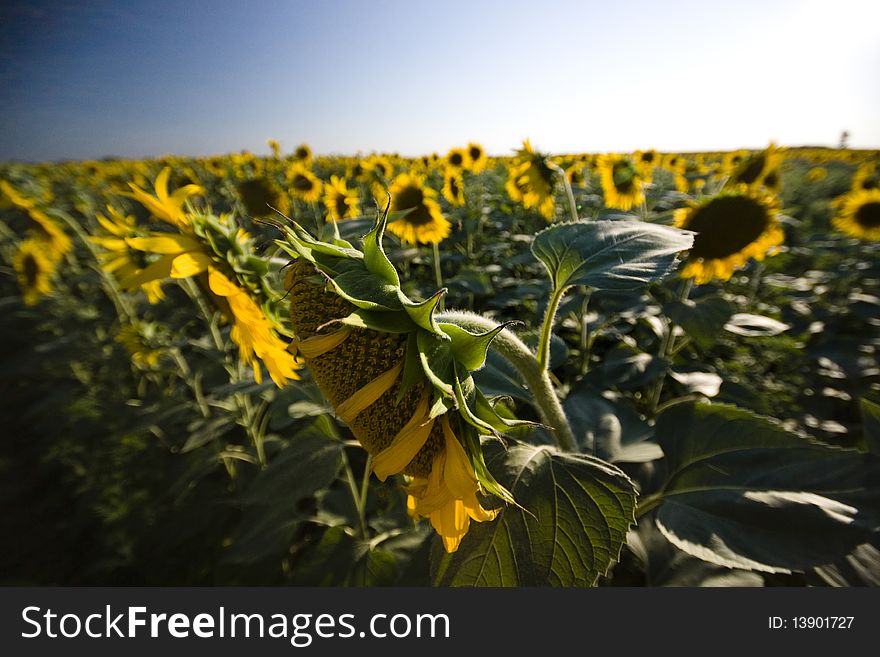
[170,251,212,278]
[207,267,240,297]
[430,499,469,553]
[372,395,433,481]
[289,328,351,358]
[119,254,175,289]
[126,234,203,254]
[336,361,403,424]
[440,416,479,498]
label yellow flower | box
[505,140,556,220]
[91,206,166,303]
[675,187,784,284]
[597,153,645,211]
[405,415,500,552]
[806,166,827,183]
[13,239,56,305]
[116,323,163,369]
[287,163,323,202]
[1,180,72,259]
[322,175,360,222]
[722,149,749,176]
[122,167,204,229]
[832,189,880,240]
[445,147,468,171]
[293,143,313,163]
[466,142,488,172]
[728,143,783,192]
[236,177,290,218]
[633,149,659,182]
[267,138,281,159]
[441,168,465,206]
[851,162,878,192]
[386,173,450,244]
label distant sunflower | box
[832,189,880,240]
[597,153,645,211]
[442,169,465,206]
[13,239,56,305]
[323,175,360,222]
[722,149,749,176]
[293,143,313,163]
[466,142,488,172]
[851,162,878,192]
[806,166,827,183]
[675,187,784,284]
[505,140,556,220]
[386,173,450,245]
[729,143,782,191]
[287,163,323,202]
[634,149,659,182]
[445,147,468,171]
[236,177,289,218]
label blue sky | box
[1,0,878,161]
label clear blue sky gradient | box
[1,0,878,162]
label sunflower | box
[445,147,468,171]
[806,166,827,183]
[722,149,749,176]
[267,138,281,159]
[634,149,659,182]
[287,163,323,203]
[322,175,360,222]
[0,180,72,259]
[832,189,880,240]
[442,168,465,206]
[122,167,203,229]
[386,173,450,244]
[116,323,163,369]
[13,239,56,305]
[674,187,784,284]
[280,213,525,551]
[728,143,782,192]
[505,140,556,220]
[236,177,290,218]
[596,153,645,211]
[466,142,488,172]
[851,162,878,192]
[91,205,165,303]
[293,143,313,163]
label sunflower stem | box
[537,284,566,372]
[548,161,579,223]
[431,241,445,311]
[649,277,693,415]
[578,286,592,375]
[436,310,577,452]
[341,448,369,540]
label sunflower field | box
[1,141,879,587]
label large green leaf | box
[433,441,637,586]
[653,403,880,574]
[531,219,693,292]
[664,295,735,349]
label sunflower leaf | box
[400,288,447,335]
[433,441,637,586]
[362,207,401,287]
[439,320,514,371]
[531,219,694,292]
[652,402,880,574]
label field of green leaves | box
[1,143,879,586]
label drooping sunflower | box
[287,163,323,203]
[236,177,290,218]
[505,140,557,220]
[832,189,880,240]
[442,168,465,206]
[674,186,784,284]
[596,153,645,211]
[386,173,450,245]
[466,142,488,172]
[114,171,300,386]
[13,239,56,305]
[322,175,360,222]
[278,211,527,551]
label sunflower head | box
[445,148,468,171]
[466,142,488,172]
[852,162,879,192]
[286,163,323,202]
[293,143,313,163]
[385,173,451,244]
[236,177,289,218]
[13,239,56,305]
[674,186,784,284]
[442,169,465,206]
[833,188,880,240]
[275,208,530,551]
[506,140,557,220]
[323,175,360,222]
[729,143,782,192]
[597,153,645,211]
